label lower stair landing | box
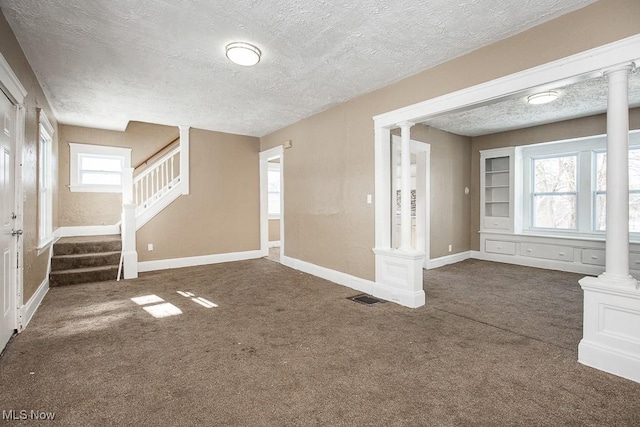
[50,235,122,287]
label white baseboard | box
[579,339,640,383]
[268,240,281,248]
[427,251,472,269]
[281,255,375,296]
[138,249,264,273]
[18,276,49,332]
[57,225,120,237]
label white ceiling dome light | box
[527,91,559,105]
[225,42,261,66]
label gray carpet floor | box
[1,258,639,426]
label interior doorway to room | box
[259,146,284,263]
[390,135,430,268]
[1,91,17,352]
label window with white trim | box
[38,110,54,248]
[267,162,281,218]
[522,131,640,237]
[69,143,131,193]
[531,154,577,230]
[594,148,640,232]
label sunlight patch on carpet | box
[131,294,164,305]
[143,303,183,318]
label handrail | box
[134,145,180,182]
[134,136,180,169]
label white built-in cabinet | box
[478,146,639,278]
[480,147,521,233]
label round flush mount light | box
[527,91,559,105]
[225,42,261,66]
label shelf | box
[485,170,509,174]
[485,201,509,204]
[485,185,509,188]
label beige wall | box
[58,122,178,226]
[0,12,59,301]
[409,125,471,259]
[469,108,640,250]
[269,219,280,242]
[261,0,640,281]
[136,128,260,261]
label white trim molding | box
[373,34,640,128]
[138,249,263,273]
[18,276,49,332]
[427,251,472,270]
[281,255,375,296]
[0,52,27,105]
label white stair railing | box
[134,145,181,215]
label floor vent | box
[348,294,386,306]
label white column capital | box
[396,121,415,130]
[603,62,635,77]
[178,125,190,132]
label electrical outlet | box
[448,244,452,252]
[367,194,372,204]
[148,243,154,251]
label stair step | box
[50,265,119,287]
[51,251,121,272]
[54,235,121,256]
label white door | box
[0,92,16,351]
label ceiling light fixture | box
[225,42,261,66]
[527,91,559,105]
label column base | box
[579,275,640,383]
[373,248,425,308]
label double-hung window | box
[38,110,54,248]
[594,148,640,232]
[69,143,131,193]
[522,131,640,237]
[531,154,578,230]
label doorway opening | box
[259,146,284,263]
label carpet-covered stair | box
[50,235,121,287]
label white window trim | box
[69,143,131,193]
[521,130,640,240]
[37,110,54,249]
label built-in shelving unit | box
[480,147,518,232]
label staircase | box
[50,235,122,287]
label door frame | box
[259,145,284,261]
[0,52,27,333]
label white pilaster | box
[398,122,413,251]
[179,125,190,195]
[578,62,640,384]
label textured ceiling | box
[0,0,595,137]
[422,68,640,136]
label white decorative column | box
[373,123,425,308]
[578,62,640,383]
[121,167,138,279]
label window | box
[69,143,131,192]
[531,155,577,230]
[267,163,281,218]
[594,148,640,232]
[38,110,54,248]
[522,131,640,237]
